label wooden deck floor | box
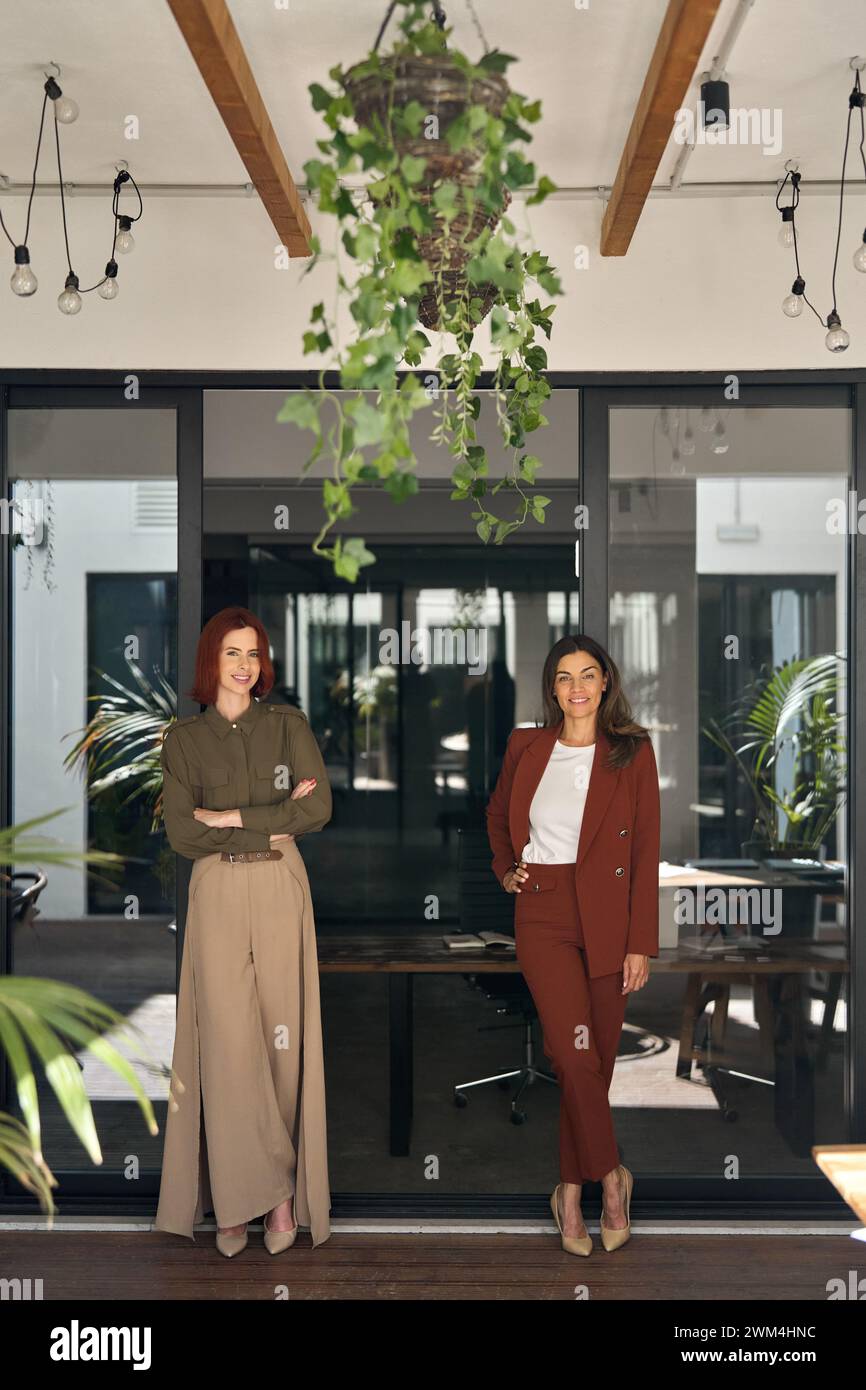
[2,1228,862,1300]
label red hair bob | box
[188,606,275,706]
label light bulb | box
[11,247,37,296]
[698,406,715,433]
[58,273,82,315]
[778,221,795,249]
[670,446,685,474]
[53,95,79,124]
[97,259,119,300]
[854,237,866,273]
[825,311,849,353]
[116,217,135,254]
[682,424,696,456]
[712,421,729,455]
[782,276,805,318]
[825,324,850,352]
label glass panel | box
[8,407,177,1176]
[204,387,579,1192]
[609,403,850,1173]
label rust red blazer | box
[485,722,661,978]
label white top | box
[520,741,595,865]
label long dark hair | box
[540,634,650,770]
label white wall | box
[3,189,865,371]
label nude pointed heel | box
[550,1183,593,1256]
[216,1224,248,1258]
[264,1210,299,1255]
[600,1164,633,1252]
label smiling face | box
[552,649,608,722]
[217,626,261,699]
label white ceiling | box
[0,0,864,196]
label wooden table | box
[316,935,848,1157]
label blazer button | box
[615,866,625,877]
[532,882,540,892]
[619,828,629,837]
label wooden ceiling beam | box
[600,0,723,256]
[166,0,312,256]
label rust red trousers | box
[515,862,628,1184]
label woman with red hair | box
[154,607,332,1257]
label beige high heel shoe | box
[264,1207,299,1255]
[600,1164,633,1252]
[215,1223,248,1258]
[550,1182,593,1257]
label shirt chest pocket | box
[192,765,231,809]
[253,761,290,802]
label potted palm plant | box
[703,653,846,860]
[702,653,846,940]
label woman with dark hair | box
[154,607,332,1257]
[485,635,660,1256]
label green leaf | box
[476,50,517,74]
[389,260,430,298]
[309,82,333,113]
[400,153,427,185]
[518,455,541,484]
[432,181,459,219]
[333,536,376,583]
[345,398,387,447]
[527,175,557,206]
[384,471,419,503]
[394,100,427,137]
[276,393,321,434]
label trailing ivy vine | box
[282,0,561,580]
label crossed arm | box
[160,716,331,861]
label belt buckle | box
[227,852,238,863]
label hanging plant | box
[283,0,561,581]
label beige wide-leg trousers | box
[154,840,331,1246]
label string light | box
[1,63,143,312]
[775,58,866,353]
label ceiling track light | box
[1,63,144,313]
[775,58,866,352]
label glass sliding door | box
[3,392,182,1198]
[203,386,581,1193]
[604,393,851,1178]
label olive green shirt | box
[160,698,332,861]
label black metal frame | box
[1,367,864,1220]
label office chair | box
[453,827,556,1124]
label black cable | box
[24,93,50,247]
[776,170,824,326]
[373,0,399,51]
[829,80,857,315]
[0,90,50,250]
[53,106,74,276]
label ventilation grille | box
[133,481,177,530]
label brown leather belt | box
[219,849,283,863]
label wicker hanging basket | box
[342,52,510,181]
[416,178,511,275]
[417,271,499,332]
[343,48,511,332]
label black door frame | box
[0,383,202,1213]
[1,368,864,1220]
